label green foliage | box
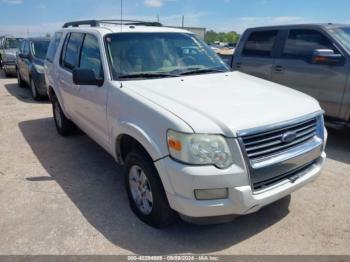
[205,30,240,44]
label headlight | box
[167,130,233,169]
[34,64,44,74]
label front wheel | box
[125,150,177,228]
[30,78,42,100]
[52,95,76,136]
[17,69,26,88]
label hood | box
[124,71,321,137]
[4,49,17,57]
[33,57,44,66]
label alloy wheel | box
[129,165,154,215]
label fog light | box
[194,188,228,200]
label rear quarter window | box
[46,32,63,63]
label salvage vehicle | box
[45,20,327,228]
[233,23,350,123]
[0,36,23,76]
[16,37,50,100]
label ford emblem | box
[281,131,297,143]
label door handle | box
[236,62,242,69]
[274,65,284,72]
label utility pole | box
[181,15,184,28]
[157,15,159,23]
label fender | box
[114,120,166,163]
[113,120,175,194]
[48,84,71,120]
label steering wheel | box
[178,56,197,66]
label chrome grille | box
[241,117,317,161]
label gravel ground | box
[0,70,349,255]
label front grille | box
[241,117,317,161]
[253,159,317,191]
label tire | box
[51,95,76,136]
[30,78,42,100]
[17,68,26,88]
[125,150,177,228]
[4,69,10,78]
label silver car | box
[0,36,23,77]
[233,24,350,123]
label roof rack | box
[62,20,163,28]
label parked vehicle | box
[45,20,327,228]
[16,37,50,100]
[0,36,23,76]
[233,23,350,123]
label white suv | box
[44,20,327,228]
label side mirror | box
[312,49,343,65]
[19,53,30,59]
[72,68,104,87]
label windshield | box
[105,33,229,80]
[329,27,350,52]
[31,40,50,59]
[5,38,23,49]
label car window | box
[79,34,103,78]
[105,32,228,79]
[4,38,23,49]
[23,41,30,55]
[19,41,26,53]
[242,30,278,57]
[282,29,339,59]
[62,33,83,70]
[46,32,63,63]
[31,40,50,59]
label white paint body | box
[45,25,326,218]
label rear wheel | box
[125,150,177,228]
[52,95,76,136]
[17,68,26,88]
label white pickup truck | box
[44,20,327,228]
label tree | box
[205,30,240,44]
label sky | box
[1,0,350,36]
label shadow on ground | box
[0,70,49,104]
[19,117,292,254]
[325,126,350,165]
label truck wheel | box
[125,150,177,228]
[51,95,76,136]
[17,69,26,88]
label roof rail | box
[62,20,162,28]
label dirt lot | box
[0,70,349,255]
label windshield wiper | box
[179,67,226,76]
[118,72,179,79]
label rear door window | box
[46,32,63,63]
[282,29,339,60]
[61,33,83,70]
[242,30,278,57]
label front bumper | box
[155,152,325,218]
[3,61,16,73]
